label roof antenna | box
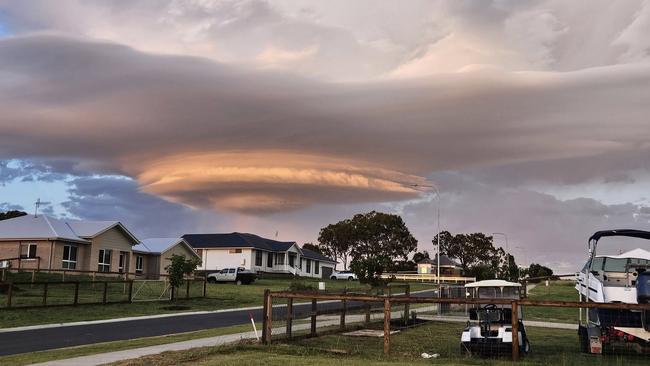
[275,231,279,238]
[34,198,51,217]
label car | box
[207,267,256,285]
[330,271,357,281]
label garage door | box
[321,266,333,279]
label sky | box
[1,0,650,272]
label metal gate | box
[131,280,172,302]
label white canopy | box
[465,279,521,288]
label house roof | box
[0,214,89,243]
[301,248,336,263]
[417,254,461,267]
[183,232,300,252]
[133,238,200,259]
[67,220,139,244]
[0,214,139,244]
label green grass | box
[523,280,579,324]
[105,321,648,366]
[0,273,435,328]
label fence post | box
[203,277,207,297]
[404,284,410,323]
[74,281,80,305]
[42,282,49,306]
[340,289,347,330]
[92,272,96,289]
[262,290,272,344]
[102,281,108,304]
[286,297,293,339]
[383,298,391,356]
[6,282,12,308]
[186,280,190,299]
[31,270,36,287]
[365,302,371,324]
[310,299,317,337]
[128,280,133,303]
[511,300,520,361]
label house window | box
[21,243,37,259]
[255,251,263,266]
[267,252,273,267]
[315,261,319,274]
[275,253,285,265]
[306,259,311,273]
[117,252,126,273]
[289,253,295,267]
[98,249,112,272]
[229,249,242,254]
[62,245,77,269]
[135,255,144,274]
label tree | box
[347,211,418,285]
[434,231,496,273]
[0,210,27,221]
[301,242,322,254]
[412,250,430,264]
[318,220,354,270]
[165,254,201,299]
[525,263,554,279]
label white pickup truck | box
[207,267,256,285]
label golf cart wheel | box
[236,279,242,286]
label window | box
[267,252,273,267]
[255,251,263,266]
[98,249,112,272]
[21,243,37,259]
[306,259,311,273]
[135,255,143,274]
[315,261,319,274]
[228,268,236,274]
[289,254,296,267]
[275,253,285,265]
[62,245,77,269]
[229,249,242,254]
[118,252,126,273]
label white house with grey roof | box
[182,232,337,279]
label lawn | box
[523,280,579,324]
[0,272,435,328]
[106,320,648,366]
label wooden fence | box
[262,290,650,361]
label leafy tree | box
[347,211,418,285]
[0,210,27,221]
[434,231,495,273]
[525,263,554,279]
[165,254,201,299]
[412,250,430,264]
[301,242,322,254]
[318,220,354,270]
[499,253,520,281]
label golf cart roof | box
[465,280,521,288]
[589,229,650,242]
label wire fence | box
[262,290,650,364]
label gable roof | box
[133,238,200,259]
[183,232,299,252]
[67,221,139,244]
[0,215,89,244]
[301,248,336,263]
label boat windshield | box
[590,256,650,272]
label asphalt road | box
[0,290,435,356]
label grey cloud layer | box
[1,34,649,212]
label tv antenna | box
[34,198,51,217]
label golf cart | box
[460,280,530,357]
[576,229,650,354]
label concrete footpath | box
[29,307,434,366]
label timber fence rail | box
[0,277,207,309]
[262,290,650,362]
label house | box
[182,232,337,279]
[132,238,201,279]
[417,254,463,277]
[0,214,140,274]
